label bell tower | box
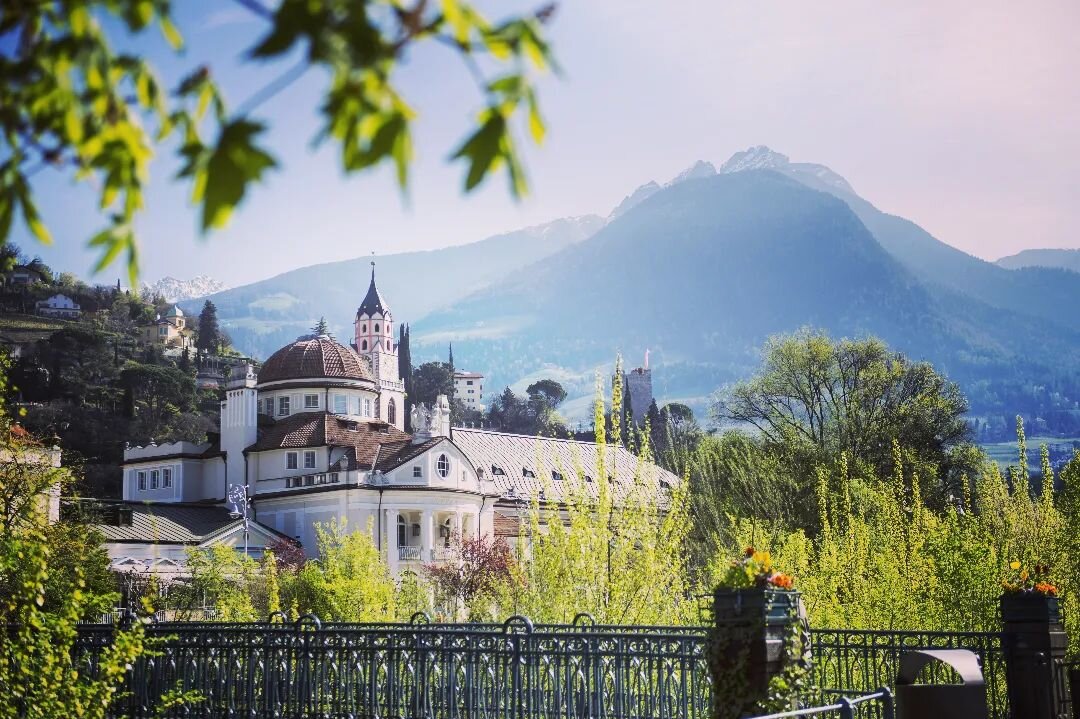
[354,261,405,427]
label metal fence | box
[811,628,1007,718]
[72,618,1014,719]
[75,615,710,719]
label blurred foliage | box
[1,0,556,282]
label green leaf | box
[451,111,506,191]
[200,120,277,231]
[526,89,545,144]
[16,189,52,246]
[160,16,184,51]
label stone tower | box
[353,262,405,426]
[618,350,653,428]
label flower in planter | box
[1001,560,1058,595]
[719,547,794,590]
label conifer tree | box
[312,317,330,336]
[196,300,221,354]
[398,324,413,431]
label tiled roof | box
[258,336,374,384]
[248,412,417,471]
[450,428,679,503]
[94,503,254,544]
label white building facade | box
[103,268,678,577]
[453,371,485,411]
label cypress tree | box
[197,300,221,354]
[312,317,330,336]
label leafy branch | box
[0,0,558,283]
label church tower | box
[354,262,405,427]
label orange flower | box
[1034,582,1059,596]
[744,546,756,558]
[769,573,794,590]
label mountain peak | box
[142,275,226,303]
[668,160,717,186]
[718,145,855,194]
[609,180,662,219]
[718,145,790,173]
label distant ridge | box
[142,275,225,303]
[997,248,1080,273]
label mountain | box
[142,275,225,303]
[997,248,1080,273]
[718,147,1080,334]
[413,170,1080,420]
[185,216,604,360]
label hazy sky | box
[15,0,1080,287]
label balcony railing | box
[430,547,454,562]
[398,546,422,561]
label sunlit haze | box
[19,0,1080,286]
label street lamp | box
[227,483,251,558]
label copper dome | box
[258,336,374,385]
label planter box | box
[1000,593,1061,624]
[708,587,801,716]
[712,587,799,626]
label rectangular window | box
[264,398,274,415]
[467,380,473,385]
[304,394,319,409]
[304,450,316,469]
[286,452,298,470]
[355,397,363,415]
[278,396,290,416]
[137,471,146,491]
[364,399,372,417]
[329,472,339,484]
[412,466,422,478]
[304,475,314,487]
[150,470,159,490]
[333,395,347,414]
[162,468,172,488]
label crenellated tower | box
[353,262,405,427]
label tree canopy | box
[1,0,556,282]
[714,330,975,504]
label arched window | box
[437,454,450,478]
[386,339,391,350]
[374,323,380,333]
[361,324,366,332]
[397,515,407,547]
[388,398,396,425]
[361,340,368,350]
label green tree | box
[287,518,396,622]
[0,356,145,717]
[196,300,221,354]
[715,330,975,512]
[120,362,196,429]
[410,361,454,409]
[2,0,556,282]
[311,317,330,336]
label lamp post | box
[227,483,251,558]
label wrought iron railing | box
[811,628,1007,718]
[398,545,422,561]
[71,617,1018,719]
[75,615,710,719]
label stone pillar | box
[421,510,434,560]
[1000,593,1070,719]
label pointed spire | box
[356,256,390,318]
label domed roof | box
[258,335,374,385]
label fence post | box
[838,696,854,719]
[999,593,1070,719]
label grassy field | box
[981,435,1080,471]
[0,313,70,332]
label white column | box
[421,510,434,560]
[386,507,399,576]
[453,512,462,541]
